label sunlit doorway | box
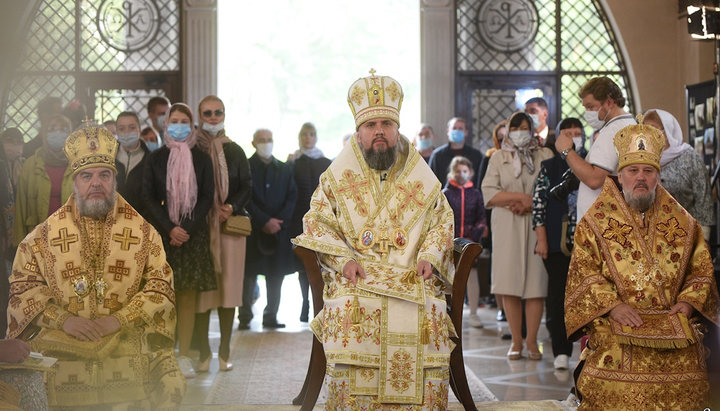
[217,0,420,160]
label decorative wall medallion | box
[97,0,161,52]
[476,0,538,53]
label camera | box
[550,169,580,201]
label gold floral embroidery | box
[426,304,449,350]
[322,298,381,347]
[359,368,375,382]
[350,85,365,106]
[423,380,449,410]
[656,217,687,243]
[385,82,401,102]
[387,349,414,393]
[336,169,370,217]
[602,218,633,246]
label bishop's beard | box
[361,144,397,171]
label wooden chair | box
[292,238,482,410]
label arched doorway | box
[455,0,635,152]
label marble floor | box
[181,273,720,408]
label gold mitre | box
[613,124,666,171]
[63,126,118,176]
[347,69,403,129]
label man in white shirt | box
[555,76,636,218]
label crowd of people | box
[0,73,717,409]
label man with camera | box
[532,118,586,370]
[554,76,635,219]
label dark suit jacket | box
[289,154,331,238]
[116,142,150,218]
[246,154,297,276]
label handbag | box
[222,214,252,237]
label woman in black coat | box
[142,102,216,379]
[288,122,331,322]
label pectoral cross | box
[95,278,109,304]
[376,230,392,254]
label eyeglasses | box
[202,109,224,117]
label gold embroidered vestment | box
[565,177,720,410]
[7,194,184,409]
[293,136,456,408]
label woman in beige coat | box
[481,111,553,360]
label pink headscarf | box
[164,103,198,225]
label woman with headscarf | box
[531,117,587,370]
[143,103,216,379]
[481,111,553,360]
[193,95,252,373]
[642,109,714,239]
[288,122,331,322]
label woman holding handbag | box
[194,95,252,372]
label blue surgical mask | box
[167,123,191,141]
[46,130,69,151]
[448,129,465,144]
[117,132,140,148]
[417,138,432,150]
[145,141,159,151]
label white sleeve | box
[586,129,618,173]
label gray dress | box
[481,148,553,298]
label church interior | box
[1,0,720,409]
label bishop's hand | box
[94,316,121,337]
[668,301,695,317]
[342,260,366,285]
[62,316,105,341]
[609,303,643,327]
[417,259,433,280]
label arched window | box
[456,0,633,152]
[1,0,181,135]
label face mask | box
[448,129,465,144]
[584,110,606,130]
[145,141,159,152]
[156,116,166,129]
[117,132,140,147]
[202,122,224,136]
[573,137,583,151]
[255,142,273,159]
[528,113,540,129]
[508,130,531,147]
[167,123,191,141]
[46,130,69,151]
[417,138,432,150]
[455,170,470,184]
[3,143,23,161]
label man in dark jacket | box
[239,128,298,329]
[115,111,150,219]
[428,117,484,188]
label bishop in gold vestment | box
[7,126,185,410]
[566,124,720,409]
[293,71,456,409]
